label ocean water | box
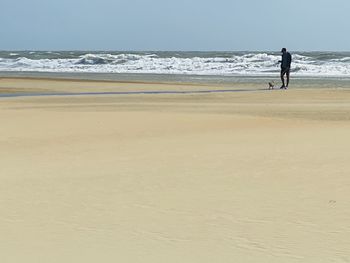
[1,51,350,78]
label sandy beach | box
[1,77,350,262]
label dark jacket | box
[281,52,292,69]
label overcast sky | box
[1,0,349,51]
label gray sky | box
[1,0,349,51]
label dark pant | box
[281,67,290,75]
[280,67,290,87]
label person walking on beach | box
[279,48,292,89]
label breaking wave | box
[1,51,350,76]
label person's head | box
[281,48,287,53]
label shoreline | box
[2,71,350,86]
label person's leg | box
[286,70,290,88]
[280,70,285,88]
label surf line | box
[0,88,267,98]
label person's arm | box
[288,53,292,67]
[278,56,283,64]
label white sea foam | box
[1,52,350,77]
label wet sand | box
[1,78,350,262]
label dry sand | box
[1,78,350,262]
